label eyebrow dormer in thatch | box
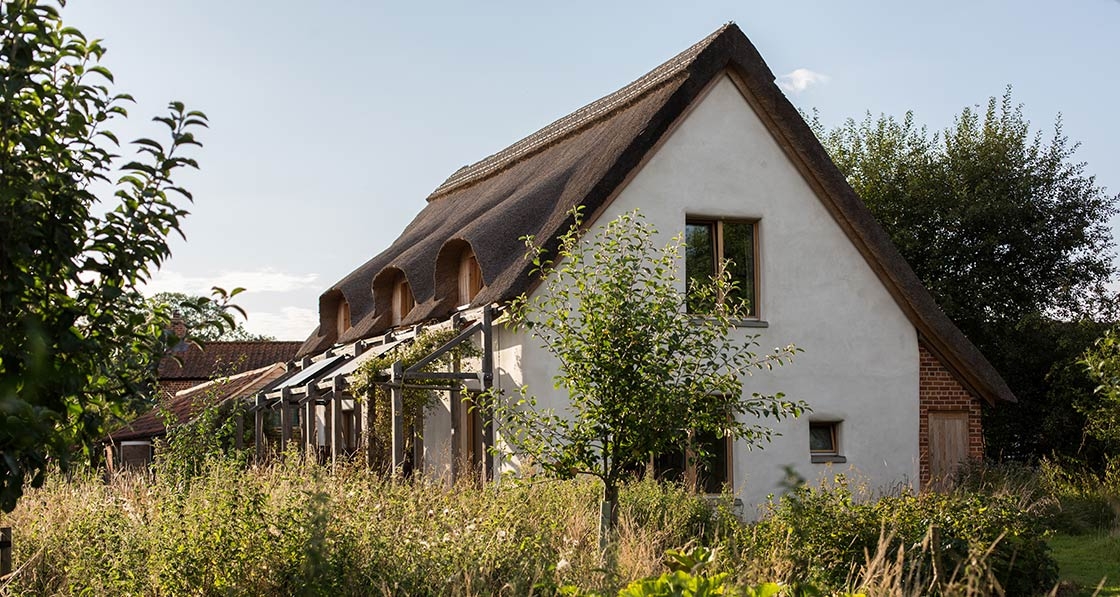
[297,22,1014,409]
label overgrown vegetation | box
[0,458,1079,596]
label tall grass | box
[0,457,1063,596]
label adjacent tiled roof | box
[159,341,301,381]
[111,363,288,442]
[299,23,1015,405]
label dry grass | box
[0,459,1063,596]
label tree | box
[488,209,802,542]
[813,90,1119,463]
[0,0,224,511]
[148,292,274,341]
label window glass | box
[685,219,757,317]
[650,430,730,493]
[693,429,730,494]
[722,222,756,317]
[685,222,715,313]
[809,423,837,454]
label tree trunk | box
[599,481,619,552]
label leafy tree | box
[0,0,225,511]
[148,291,274,341]
[488,209,802,541]
[813,90,1119,463]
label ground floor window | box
[651,430,731,494]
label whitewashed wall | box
[440,76,920,513]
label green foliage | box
[350,328,481,470]
[616,548,737,597]
[148,291,274,341]
[813,90,1119,465]
[816,90,1116,330]
[753,476,1058,596]
[958,459,1120,535]
[1082,327,1120,450]
[490,209,802,522]
[0,0,231,512]
[153,378,252,485]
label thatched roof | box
[298,23,1015,405]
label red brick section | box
[918,343,984,488]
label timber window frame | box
[684,218,759,318]
[336,299,351,337]
[651,429,733,494]
[391,274,414,326]
[809,421,846,463]
[457,248,484,307]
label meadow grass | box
[0,456,1073,596]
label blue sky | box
[62,1,1120,339]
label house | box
[107,338,301,468]
[109,363,289,468]
[155,338,302,400]
[250,23,1013,510]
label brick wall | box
[918,343,983,488]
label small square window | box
[810,422,846,463]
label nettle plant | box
[487,208,804,536]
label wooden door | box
[928,411,969,491]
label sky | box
[61,0,1120,340]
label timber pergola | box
[243,304,497,482]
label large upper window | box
[391,274,414,325]
[685,219,757,317]
[458,248,483,306]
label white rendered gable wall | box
[485,75,921,513]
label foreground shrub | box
[750,476,1058,596]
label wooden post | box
[363,385,377,469]
[449,355,461,484]
[412,414,424,475]
[303,384,318,456]
[480,306,495,481]
[331,377,345,466]
[254,393,266,460]
[1,526,11,579]
[390,361,405,475]
[280,387,293,449]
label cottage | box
[253,23,1013,509]
[108,338,300,467]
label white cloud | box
[242,307,319,341]
[776,68,830,94]
[143,268,319,295]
